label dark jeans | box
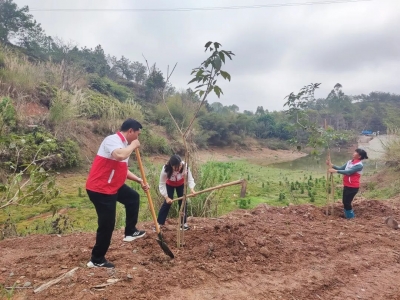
[157,184,187,225]
[342,186,359,210]
[87,184,140,263]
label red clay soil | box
[1,199,400,300]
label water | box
[271,151,382,174]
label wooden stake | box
[171,179,246,202]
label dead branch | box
[34,267,79,293]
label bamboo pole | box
[325,119,335,216]
[330,172,335,215]
[171,179,246,203]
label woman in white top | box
[157,155,196,230]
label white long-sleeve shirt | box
[159,162,195,197]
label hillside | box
[1,199,400,300]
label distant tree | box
[0,0,37,43]
[210,102,224,113]
[145,66,166,102]
[326,83,352,130]
[255,106,265,115]
[227,104,239,113]
[131,61,147,84]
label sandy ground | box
[1,199,400,300]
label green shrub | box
[82,91,142,121]
[0,97,16,133]
[36,82,58,108]
[140,128,171,154]
[0,128,81,170]
[266,139,290,150]
[88,74,133,102]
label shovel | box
[135,148,174,259]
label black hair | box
[164,155,183,179]
[120,118,143,132]
[355,148,368,160]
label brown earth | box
[1,199,400,300]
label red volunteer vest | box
[86,132,128,194]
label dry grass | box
[0,45,86,98]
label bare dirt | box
[1,199,400,300]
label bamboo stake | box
[330,172,335,216]
[325,119,330,216]
[171,179,246,202]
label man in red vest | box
[86,118,148,268]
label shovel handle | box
[135,148,160,234]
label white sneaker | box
[180,223,190,231]
[123,230,146,242]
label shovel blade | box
[157,233,174,259]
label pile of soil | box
[1,199,400,300]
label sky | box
[14,0,400,112]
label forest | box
[1,0,400,172]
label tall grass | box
[0,47,56,93]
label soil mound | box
[1,199,400,300]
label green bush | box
[0,128,81,170]
[82,91,142,121]
[88,74,133,102]
[0,97,16,132]
[266,139,290,150]
[140,128,171,154]
[36,82,58,108]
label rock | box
[106,279,119,283]
[385,217,399,229]
[256,238,266,246]
[259,247,270,258]
[0,268,6,272]
[60,265,68,269]
[127,274,133,279]
[9,272,14,277]
[23,282,32,287]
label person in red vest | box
[327,148,368,219]
[86,118,149,268]
[157,155,196,231]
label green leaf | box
[188,77,198,84]
[199,90,205,97]
[214,86,223,98]
[213,42,221,49]
[196,69,204,77]
[205,41,212,48]
[218,52,225,63]
[220,70,231,81]
[212,57,222,71]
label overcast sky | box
[14,0,400,112]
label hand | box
[326,160,333,167]
[328,168,337,173]
[165,197,173,204]
[190,189,196,195]
[141,182,150,191]
[130,140,140,149]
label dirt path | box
[1,199,400,300]
[358,134,397,160]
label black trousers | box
[342,186,359,210]
[157,184,187,225]
[87,184,140,263]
